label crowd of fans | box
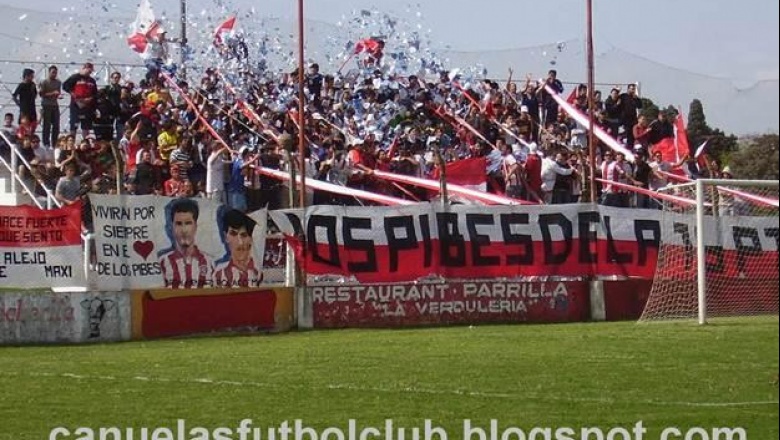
[1,51,735,226]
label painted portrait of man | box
[157,198,214,289]
[213,208,262,288]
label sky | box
[4,0,777,84]
[0,0,780,83]
[0,0,777,134]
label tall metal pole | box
[297,0,307,209]
[180,0,187,80]
[296,0,311,329]
[434,145,448,208]
[586,0,597,203]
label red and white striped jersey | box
[213,258,263,288]
[159,247,214,289]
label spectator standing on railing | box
[206,141,231,203]
[618,83,642,147]
[632,152,653,208]
[523,143,543,203]
[540,149,574,204]
[1,113,16,139]
[93,89,116,141]
[603,87,621,139]
[602,152,639,208]
[55,163,82,206]
[16,135,37,181]
[632,115,652,151]
[16,115,34,142]
[537,69,564,127]
[12,68,37,130]
[132,149,160,195]
[0,113,16,160]
[648,151,671,192]
[647,110,674,145]
[103,71,124,139]
[227,146,256,212]
[62,62,98,139]
[501,141,523,199]
[551,151,576,204]
[39,66,61,148]
[118,85,140,136]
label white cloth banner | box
[0,204,85,289]
[90,195,267,291]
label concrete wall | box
[1,281,653,344]
[0,292,131,344]
[1,287,294,345]
[309,280,591,328]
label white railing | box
[0,131,61,210]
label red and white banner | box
[90,195,268,291]
[270,204,779,283]
[434,157,487,192]
[0,203,85,289]
[311,280,589,328]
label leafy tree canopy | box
[728,134,779,180]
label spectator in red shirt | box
[523,143,543,203]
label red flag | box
[565,88,578,104]
[433,157,487,191]
[694,140,708,158]
[127,0,162,57]
[675,108,690,161]
[694,140,711,173]
[214,16,237,46]
[127,32,148,54]
[651,137,677,163]
[127,21,163,55]
[354,38,380,55]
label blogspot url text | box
[48,419,749,440]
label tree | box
[728,134,779,180]
[686,99,738,164]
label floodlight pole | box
[586,0,597,204]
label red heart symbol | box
[133,240,154,260]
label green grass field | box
[1,319,778,440]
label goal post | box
[640,178,779,324]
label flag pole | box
[297,0,307,210]
[180,0,187,80]
[586,0,597,204]
[337,52,356,74]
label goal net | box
[640,179,779,323]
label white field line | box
[1,371,777,408]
